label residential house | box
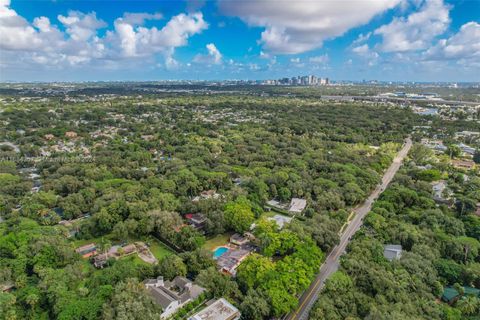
[75,243,97,258]
[455,131,480,138]
[383,244,403,261]
[216,248,251,276]
[451,159,476,170]
[145,276,206,319]
[288,198,307,214]
[188,298,241,320]
[432,180,449,204]
[265,199,286,211]
[265,198,307,215]
[185,213,207,232]
[420,138,447,152]
[65,131,77,139]
[229,233,249,246]
[442,286,480,304]
[458,143,476,156]
[44,134,55,140]
[268,214,293,229]
[192,190,221,202]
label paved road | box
[285,137,413,320]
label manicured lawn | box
[133,255,149,265]
[203,233,231,251]
[148,238,174,260]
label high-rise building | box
[263,75,330,86]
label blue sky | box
[0,0,479,82]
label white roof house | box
[268,214,293,229]
[383,245,403,261]
[289,198,307,214]
[188,298,240,320]
[432,181,446,199]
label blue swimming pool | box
[213,246,229,259]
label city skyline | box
[1,0,479,82]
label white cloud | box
[0,0,208,69]
[424,22,480,65]
[352,44,379,66]
[0,0,45,50]
[165,51,180,70]
[309,54,329,65]
[374,0,450,52]
[110,12,208,58]
[290,57,300,63]
[352,32,372,46]
[121,12,163,25]
[352,44,370,55]
[193,43,222,64]
[58,11,106,42]
[219,0,401,54]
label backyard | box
[202,233,232,251]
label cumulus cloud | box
[193,43,222,64]
[219,0,401,54]
[352,44,370,55]
[374,0,450,52]
[0,0,208,69]
[58,11,106,41]
[424,22,480,64]
[109,12,208,58]
[352,44,380,66]
[0,0,45,50]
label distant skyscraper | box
[263,75,330,86]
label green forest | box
[0,89,478,320]
[311,144,480,319]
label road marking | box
[285,138,412,320]
[292,276,322,319]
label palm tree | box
[98,237,112,257]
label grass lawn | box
[259,210,277,219]
[121,254,149,266]
[203,233,231,251]
[71,235,113,247]
[148,237,174,260]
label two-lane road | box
[285,137,413,320]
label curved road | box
[285,137,413,320]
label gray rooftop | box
[384,244,403,261]
[268,214,293,229]
[146,276,206,309]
